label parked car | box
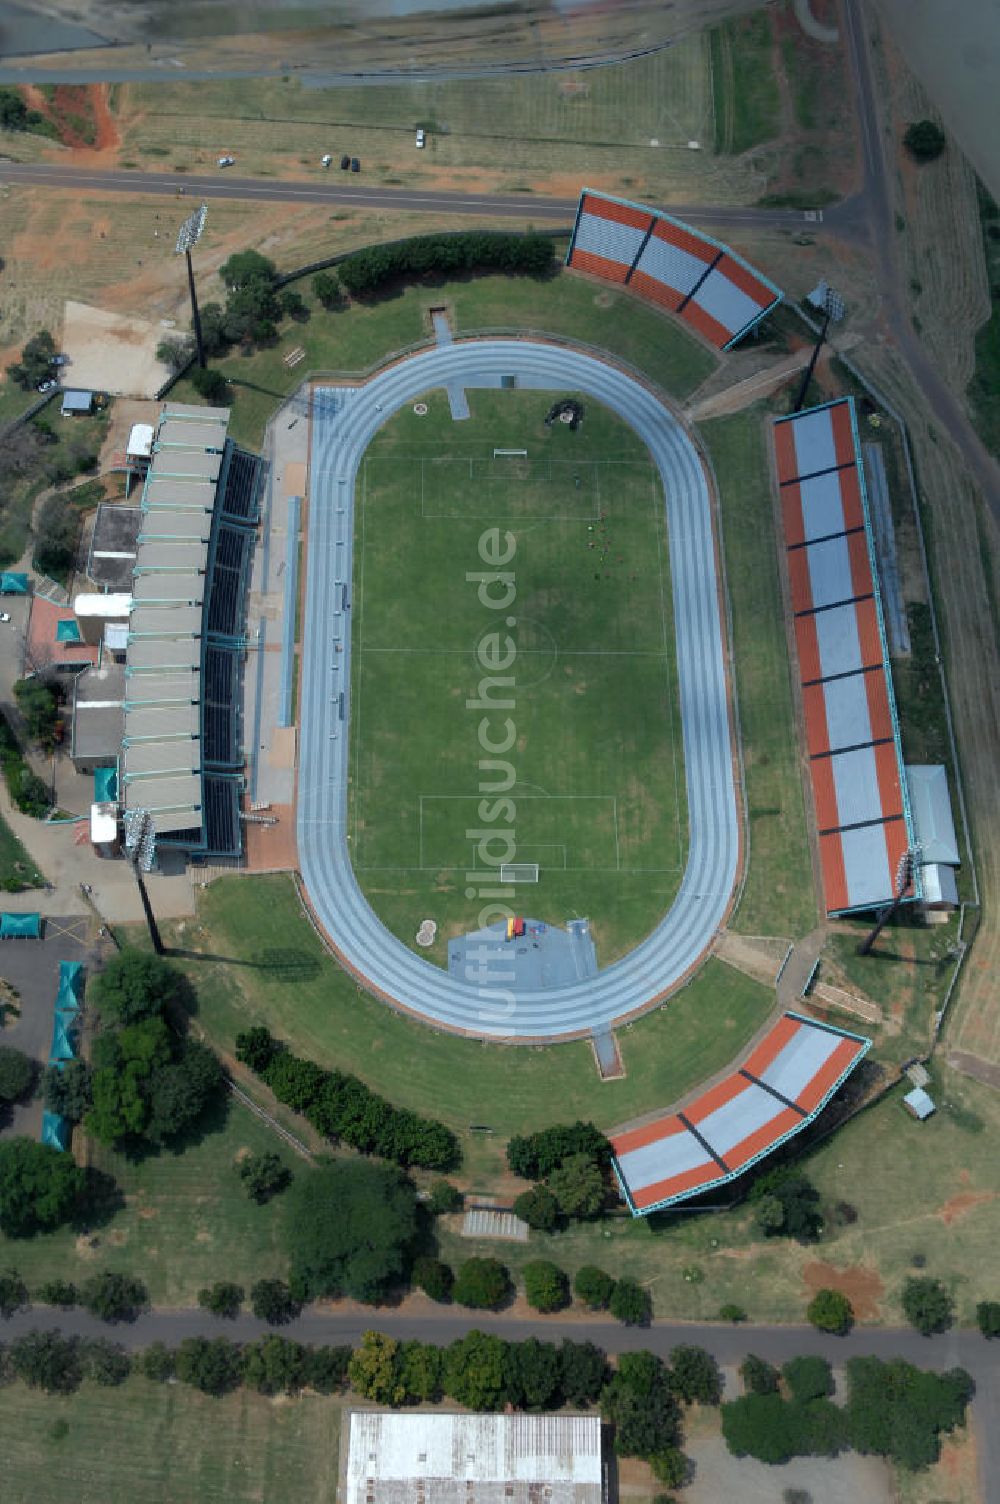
[50,354,69,367]
[217,156,235,168]
[0,612,10,624]
[36,379,56,393]
[350,157,360,172]
[340,154,350,170]
[415,128,426,148]
[321,153,332,167]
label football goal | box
[500,863,540,883]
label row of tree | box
[235,1024,459,1170]
[336,231,554,298]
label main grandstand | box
[75,401,262,861]
[773,398,917,914]
[611,1012,870,1214]
[566,189,781,348]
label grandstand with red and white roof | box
[566,189,782,348]
[611,1012,870,1215]
[773,397,916,915]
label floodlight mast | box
[856,845,920,957]
[175,204,208,370]
[792,283,846,413]
[123,807,165,956]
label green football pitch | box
[348,387,687,966]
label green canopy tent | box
[56,961,84,1014]
[49,1011,77,1063]
[0,913,42,938]
[41,1111,70,1152]
[94,767,117,803]
[0,572,29,595]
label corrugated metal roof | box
[124,771,201,811]
[906,764,960,865]
[129,605,202,638]
[131,573,205,605]
[124,703,200,741]
[127,636,201,671]
[132,540,209,573]
[124,738,200,778]
[138,509,212,541]
[124,671,199,705]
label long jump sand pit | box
[61,300,174,397]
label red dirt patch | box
[802,1260,885,1321]
[938,1190,995,1226]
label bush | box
[669,1345,722,1405]
[238,1150,292,1203]
[609,1276,651,1326]
[0,1267,28,1316]
[156,336,194,373]
[453,1257,511,1311]
[313,271,342,309]
[719,1303,747,1322]
[13,678,58,747]
[741,1354,779,1394]
[507,1121,610,1180]
[412,1255,453,1303]
[513,1182,559,1231]
[250,1278,300,1325]
[574,1265,615,1310]
[198,1281,244,1318]
[234,1025,279,1074]
[901,1275,954,1336]
[807,1287,853,1335]
[904,119,946,161]
[782,1356,833,1404]
[976,1300,1000,1338]
[280,289,309,321]
[79,1271,147,1323]
[523,1260,570,1314]
[0,1046,34,1103]
[651,1448,689,1489]
[190,366,229,403]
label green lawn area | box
[163,874,772,1186]
[0,1378,341,1504]
[698,408,817,938]
[168,265,717,449]
[709,9,781,155]
[0,1097,295,1304]
[351,387,685,966]
[0,809,45,889]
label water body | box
[874,0,1000,202]
[0,0,109,56]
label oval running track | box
[297,340,739,1039]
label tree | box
[507,1121,610,1180]
[198,1281,244,1318]
[263,1052,326,1113]
[13,678,58,747]
[139,1341,175,1382]
[901,1276,954,1336]
[0,1137,86,1236]
[42,1060,92,1123]
[155,336,194,373]
[399,1339,443,1402]
[79,1271,147,1322]
[412,1256,453,1303]
[242,1334,307,1395]
[669,1345,722,1405]
[444,1329,509,1410]
[313,271,342,309]
[782,1356,833,1404]
[145,1040,223,1144]
[0,1267,27,1316]
[190,366,229,404]
[749,1169,822,1242]
[175,1336,243,1395]
[807,1287,854,1335]
[198,302,229,356]
[559,1340,607,1406]
[303,1344,351,1393]
[651,1448,689,1489]
[36,1278,76,1307]
[250,1278,300,1325]
[0,1046,34,1103]
[523,1260,570,1314]
[8,329,56,390]
[82,1337,131,1386]
[976,1300,1000,1338]
[349,1330,405,1405]
[601,1350,681,1457]
[548,1153,606,1219]
[609,1276,651,1326]
[286,1157,417,1303]
[219,249,278,290]
[846,1357,972,1469]
[427,1178,463,1214]
[32,494,78,581]
[235,1026,279,1074]
[574,1265,615,1310]
[238,1150,291,1203]
[86,1017,172,1144]
[280,289,309,321]
[740,1354,779,1395]
[453,1257,511,1311]
[513,1182,560,1232]
[9,1330,82,1393]
[89,950,183,1026]
[505,1336,562,1410]
[0,87,29,131]
[904,119,946,162]
[721,1392,799,1463]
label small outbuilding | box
[61,389,95,417]
[903,1086,936,1121]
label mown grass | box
[168,265,717,449]
[0,1378,342,1504]
[162,874,772,1186]
[351,387,686,966]
[0,808,45,889]
[699,407,816,939]
[709,10,781,155]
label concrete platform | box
[448,917,598,992]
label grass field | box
[163,874,772,1186]
[698,407,817,939]
[709,9,781,155]
[968,182,1000,459]
[0,809,45,889]
[350,387,685,965]
[0,1097,295,1303]
[0,1378,341,1504]
[169,264,718,448]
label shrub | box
[904,119,946,161]
[976,1300,1000,1338]
[574,1265,615,1310]
[41,1060,91,1123]
[901,1275,954,1336]
[453,1257,510,1311]
[749,1169,822,1241]
[609,1276,651,1326]
[337,231,553,299]
[782,1356,833,1404]
[198,1281,244,1318]
[190,367,229,403]
[412,1256,453,1303]
[719,1303,747,1322]
[238,1150,292,1203]
[523,1260,570,1314]
[0,1046,34,1103]
[513,1182,559,1231]
[807,1287,853,1335]
[507,1121,610,1180]
[313,271,342,309]
[234,1025,279,1074]
[13,678,58,746]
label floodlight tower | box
[792,281,846,413]
[175,203,208,370]
[856,844,921,957]
[123,807,164,956]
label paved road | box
[298,341,738,1040]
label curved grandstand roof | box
[611,1011,870,1214]
[566,189,781,348]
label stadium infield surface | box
[350,387,687,968]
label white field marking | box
[651,465,685,852]
[418,793,618,876]
[357,646,669,656]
